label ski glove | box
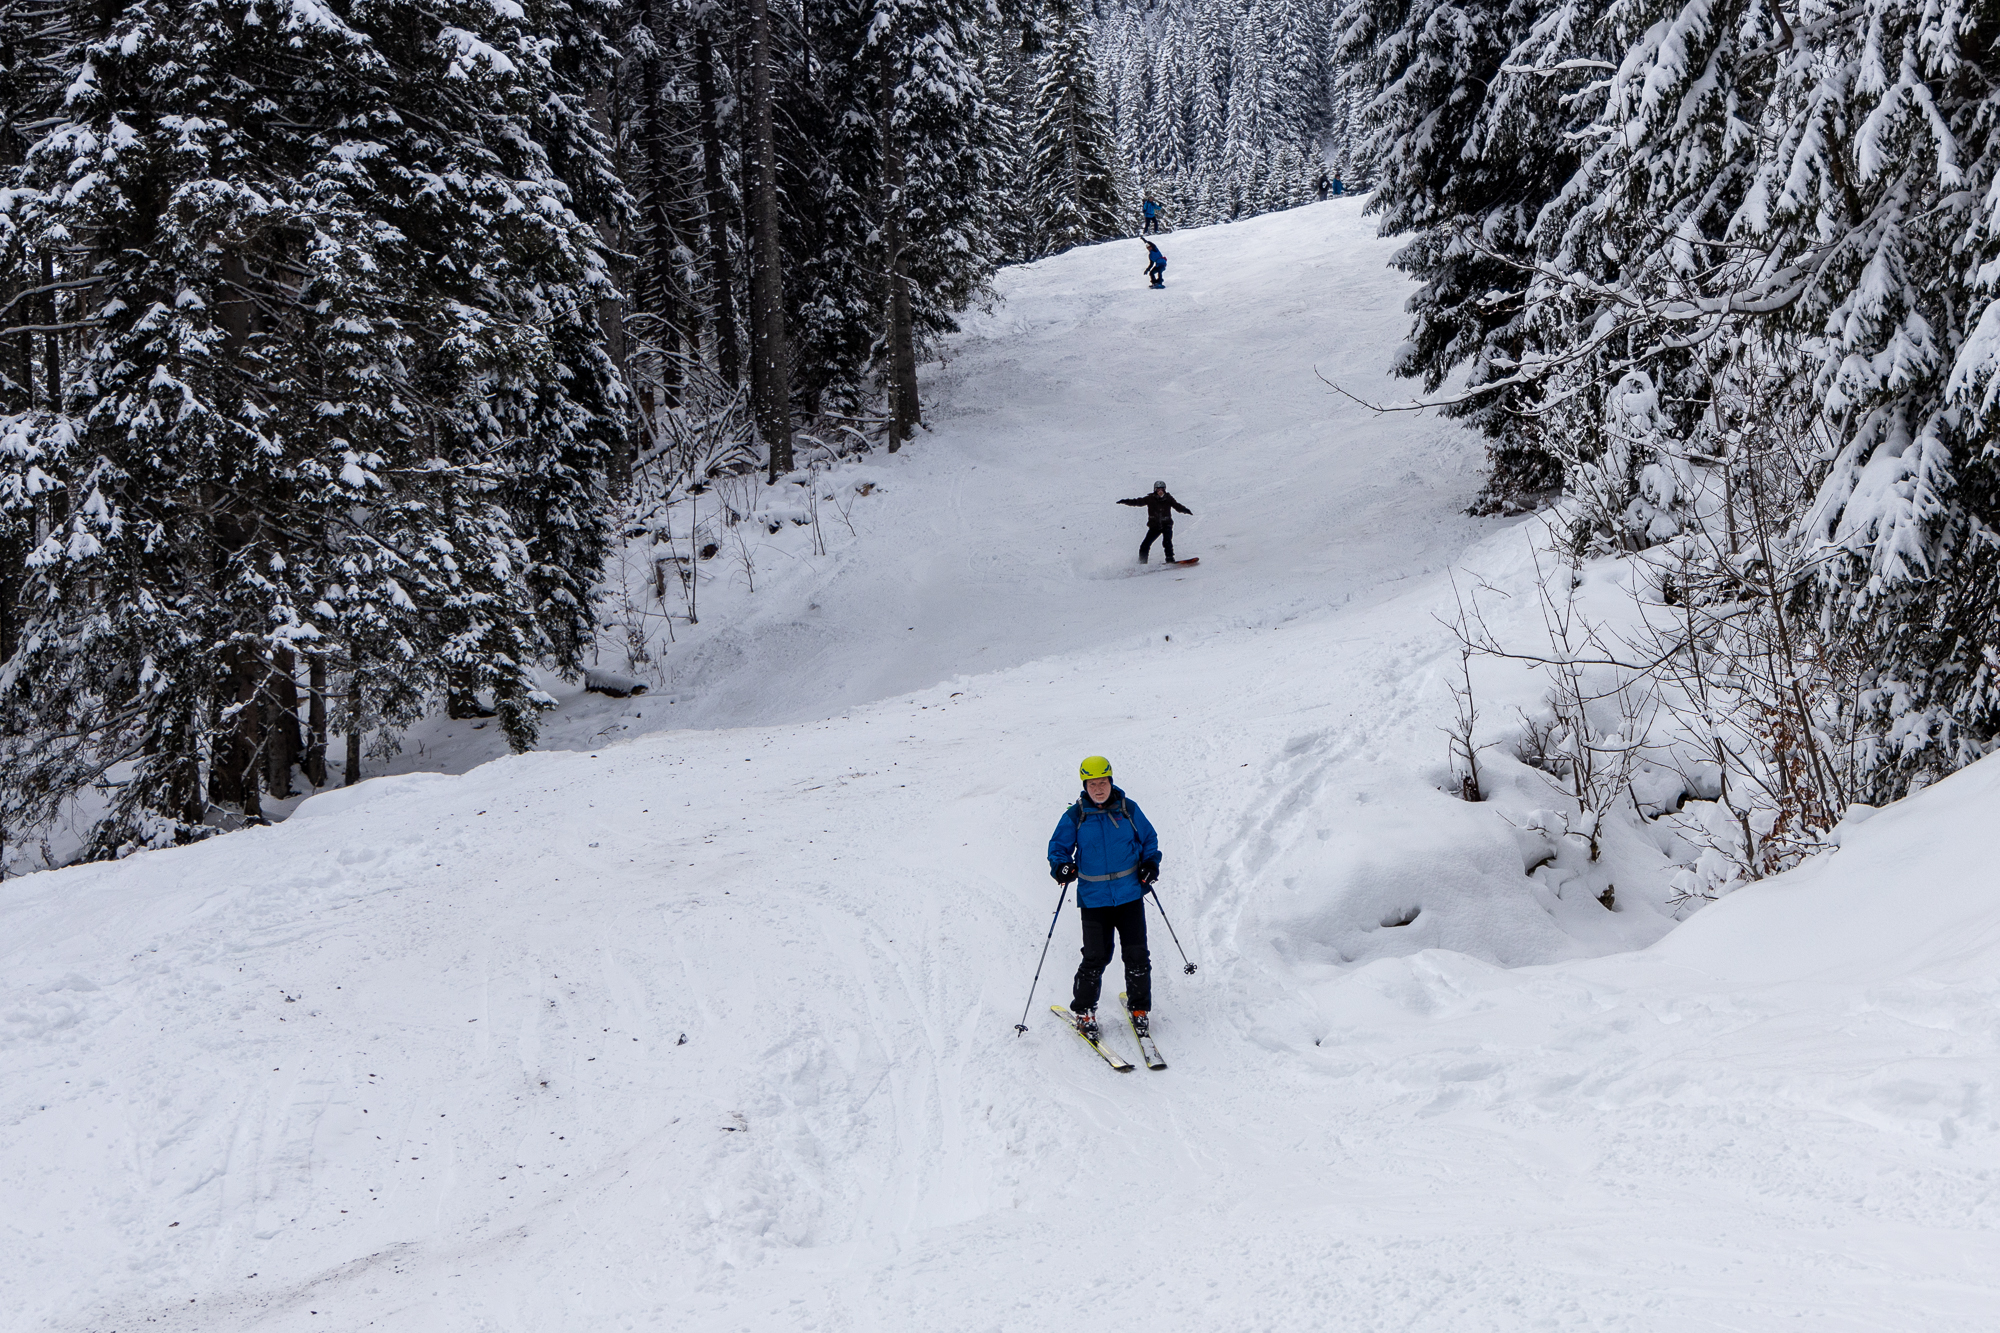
[1136,859,1160,886]
[1052,861,1078,885]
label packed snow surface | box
[6,202,1997,1330]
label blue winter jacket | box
[1143,200,1159,218]
[1048,786,1161,908]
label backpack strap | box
[1070,797,1128,829]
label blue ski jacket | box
[1048,786,1160,908]
[1143,199,1159,218]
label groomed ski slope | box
[6,202,1999,1332]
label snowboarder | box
[1118,480,1192,563]
[1048,756,1159,1041]
[1144,241,1166,288]
[1142,195,1164,235]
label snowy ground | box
[6,201,1998,1331]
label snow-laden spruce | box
[0,0,628,855]
[1347,0,2000,868]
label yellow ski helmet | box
[1079,755,1114,782]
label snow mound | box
[1655,751,2000,985]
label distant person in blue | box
[1331,177,1345,195]
[1144,240,1166,288]
[1142,195,1163,234]
[1049,755,1160,1039]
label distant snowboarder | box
[1144,241,1166,288]
[1048,756,1159,1043]
[1142,196,1164,235]
[1119,480,1192,563]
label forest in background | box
[0,0,1347,867]
[12,0,1991,904]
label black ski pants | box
[1072,897,1152,1014]
[1143,215,1162,235]
[1140,521,1175,563]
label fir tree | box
[0,0,626,854]
[1338,0,1599,507]
[1029,1,1121,254]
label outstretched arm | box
[1116,497,1145,506]
[1171,498,1193,515]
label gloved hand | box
[1052,861,1077,885]
[1136,859,1159,886]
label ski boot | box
[1128,1009,1150,1038]
[1072,1009,1101,1042]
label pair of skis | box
[1052,993,1167,1072]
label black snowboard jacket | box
[1118,492,1193,525]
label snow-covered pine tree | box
[1103,14,1150,197]
[1260,0,1328,149]
[1189,0,1231,177]
[1761,0,2000,800]
[980,31,1037,264]
[1222,0,1271,183]
[0,0,626,855]
[0,0,76,679]
[1338,0,1601,508]
[1142,15,1193,187]
[870,0,1000,388]
[1028,0,1121,255]
[772,0,879,421]
[617,0,702,437]
[1469,0,1712,543]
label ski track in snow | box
[5,202,1999,1331]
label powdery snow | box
[4,201,1997,1331]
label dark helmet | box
[1153,480,1166,491]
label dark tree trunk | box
[0,528,18,664]
[879,43,921,450]
[696,18,742,389]
[172,701,204,827]
[744,0,793,479]
[233,647,263,819]
[207,675,237,807]
[590,81,633,498]
[40,251,57,408]
[305,652,328,788]
[640,0,684,413]
[344,668,362,787]
[266,647,300,798]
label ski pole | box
[1148,887,1199,975]
[1013,881,1070,1035]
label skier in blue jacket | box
[1048,755,1159,1039]
[1144,241,1166,288]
